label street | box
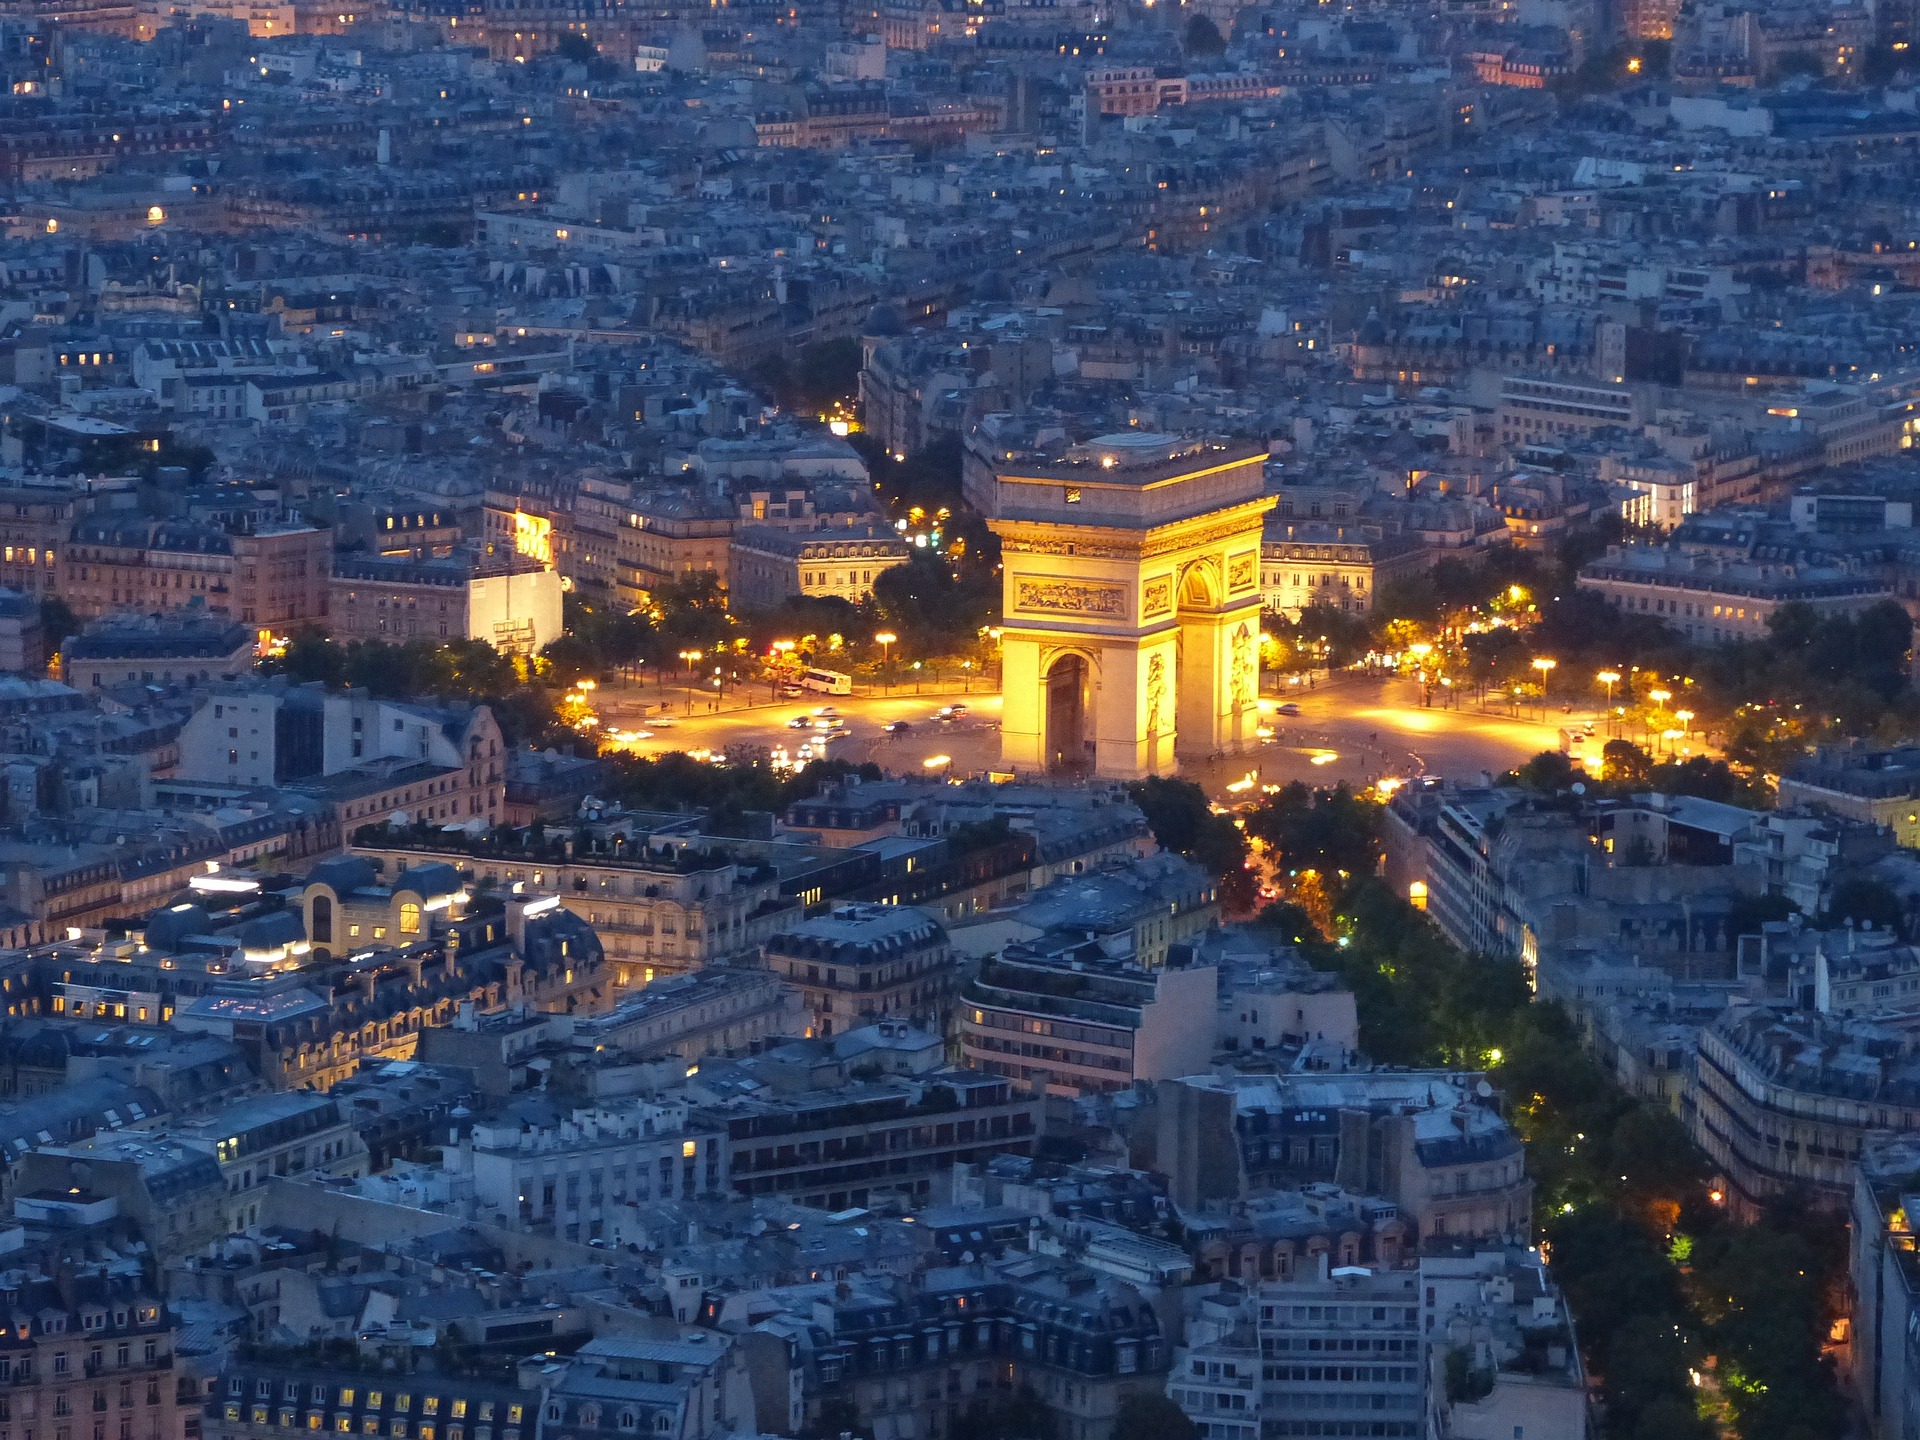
[588,670,1594,797]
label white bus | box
[800,667,853,695]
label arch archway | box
[311,894,333,945]
[1044,652,1091,773]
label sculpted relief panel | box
[1013,578,1129,617]
[1142,576,1173,618]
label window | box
[399,903,421,936]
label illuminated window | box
[399,903,421,935]
[681,1140,697,1158]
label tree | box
[1182,13,1225,57]
[1110,1394,1199,1440]
[265,627,347,687]
[39,596,79,655]
[1270,604,1372,669]
[1244,782,1381,899]
[864,433,967,518]
[1129,777,1252,908]
[798,1398,872,1440]
[650,573,735,652]
[1824,877,1906,934]
[1512,749,1578,793]
[1773,48,1826,78]
[750,338,863,416]
[950,1386,1055,1440]
[872,551,995,657]
[1462,627,1531,693]
[736,594,862,650]
[1601,739,1654,789]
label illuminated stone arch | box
[988,435,1272,778]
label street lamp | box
[875,631,897,694]
[1675,709,1694,753]
[1646,688,1671,744]
[679,649,702,714]
[769,639,795,698]
[1531,657,1557,717]
[1596,671,1622,735]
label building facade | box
[761,903,956,1038]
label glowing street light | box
[875,631,898,693]
[1531,656,1557,715]
[1596,669,1621,701]
[1648,688,1671,708]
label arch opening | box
[1044,653,1091,774]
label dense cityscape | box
[0,0,1915,1437]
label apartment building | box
[1578,545,1892,643]
[1497,376,1646,447]
[1255,1269,1424,1440]
[60,518,330,631]
[708,1066,1039,1211]
[762,903,956,1038]
[61,614,255,690]
[176,681,504,829]
[1691,1001,1920,1218]
[959,935,1218,1097]
[727,522,911,610]
[328,550,562,655]
[1259,522,1427,619]
[349,830,800,982]
[1153,1072,1533,1246]
[0,1237,190,1440]
[456,1097,726,1240]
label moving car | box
[1277,702,1301,716]
[883,720,912,735]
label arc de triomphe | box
[985,434,1274,779]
